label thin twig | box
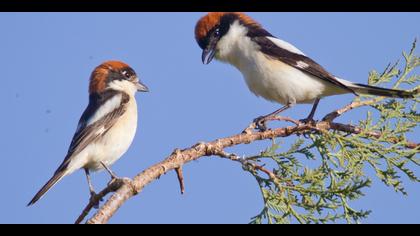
[269,116,302,126]
[215,150,278,181]
[323,98,384,122]
[175,167,185,194]
[329,122,419,149]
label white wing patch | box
[266,36,306,56]
[94,126,106,136]
[87,94,122,126]
[335,76,359,88]
[296,61,309,69]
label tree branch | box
[76,100,418,224]
[175,166,185,194]
[75,178,125,224]
[323,97,383,122]
[215,150,280,183]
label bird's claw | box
[253,116,269,132]
[299,117,316,125]
[108,176,124,187]
[89,191,103,209]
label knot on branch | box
[109,177,139,196]
[125,178,139,196]
[191,141,224,156]
[169,148,183,162]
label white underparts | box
[214,21,349,105]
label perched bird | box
[195,12,417,130]
[28,61,149,206]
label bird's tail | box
[336,78,418,99]
[27,170,67,206]
[350,83,418,98]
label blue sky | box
[0,12,419,223]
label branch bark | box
[76,100,418,224]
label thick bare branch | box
[77,102,418,224]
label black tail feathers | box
[353,83,418,99]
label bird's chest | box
[89,99,138,170]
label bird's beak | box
[202,38,218,65]
[135,80,149,92]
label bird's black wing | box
[252,36,357,95]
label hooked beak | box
[135,79,149,92]
[202,38,218,65]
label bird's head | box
[89,61,149,96]
[195,12,267,64]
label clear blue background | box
[0,13,419,223]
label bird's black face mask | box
[201,27,221,65]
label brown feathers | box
[195,12,260,42]
[89,61,130,94]
[195,12,225,42]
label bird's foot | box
[89,191,103,209]
[253,116,269,132]
[296,117,317,139]
[299,117,316,125]
[107,176,128,189]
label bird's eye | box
[122,70,132,79]
[214,28,220,37]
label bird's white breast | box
[86,96,138,171]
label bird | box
[194,12,417,130]
[28,61,149,206]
